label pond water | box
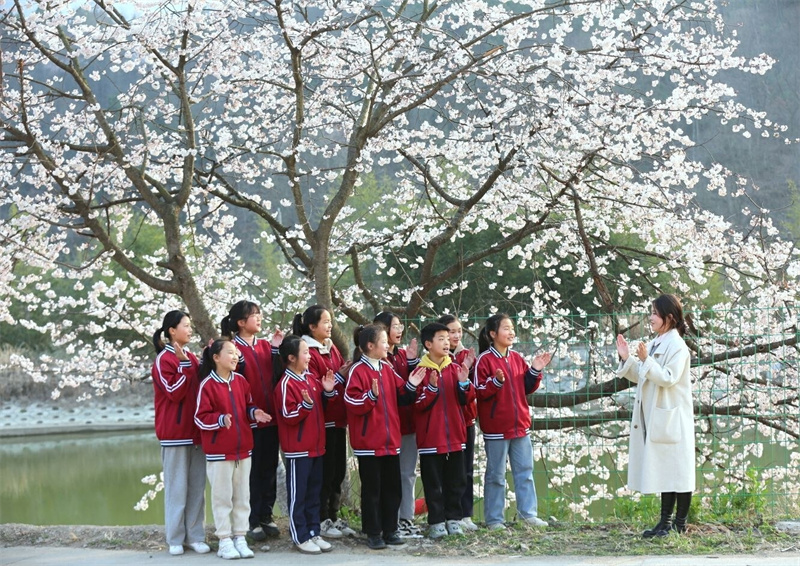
[1,431,168,525]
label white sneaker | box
[168,545,184,555]
[445,519,464,535]
[188,541,211,553]
[487,522,506,531]
[524,516,548,527]
[320,518,343,538]
[217,538,240,560]
[296,539,321,555]
[428,522,447,539]
[460,517,478,532]
[233,536,254,558]
[311,536,333,552]
[332,519,356,536]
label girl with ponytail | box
[616,294,695,538]
[372,311,421,538]
[292,305,355,538]
[150,311,210,556]
[220,300,284,541]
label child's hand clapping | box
[173,342,188,361]
[408,367,426,387]
[532,352,552,371]
[222,414,232,428]
[406,338,418,360]
[254,409,271,423]
[371,378,379,398]
[463,348,477,369]
[458,363,470,383]
[270,327,284,348]
[428,371,439,389]
[301,390,313,405]
[321,369,336,393]
[494,368,505,383]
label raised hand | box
[371,378,379,398]
[494,368,505,383]
[428,371,439,389]
[458,363,470,383]
[270,327,284,348]
[223,414,232,428]
[616,334,630,361]
[172,342,188,361]
[406,337,418,359]
[338,360,354,376]
[532,352,552,371]
[321,369,336,392]
[408,366,426,387]
[254,409,271,423]
[301,389,313,405]
[463,348,477,369]
[636,341,648,362]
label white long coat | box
[616,328,696,494]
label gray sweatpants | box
[398,433,418,522]
[161,445,207,546]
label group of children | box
[152,304,552,559]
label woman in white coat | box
[616,294,695,537]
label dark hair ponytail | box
[652,294,686,336]
[291,305,331,337]
[153,310,189,353]
[220,300,260,338]
[199,337,231,378]
[478,313,510,353]
[352,324,384,362]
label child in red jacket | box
[274,335,338,555]
[151,310,210,556]
[292,305,355,539]
[372,311,421,538]
[344,324,424,549]
[437,314,478,532]
[414,322,475,539]
[220,300,284,541]
[473,314,551,530]
[195,338,270,559]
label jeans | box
[483,434,538,526]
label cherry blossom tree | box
[1,0,798,517]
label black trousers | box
[249,426,280,528]
[420,450,466,525]
[357,454,401,537]
[460,424,476,518]
[320,427,347,522]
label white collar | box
[302,335,332,354]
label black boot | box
[672,492,691,534]
[643,492,675,538]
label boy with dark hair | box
[414,322,475,539]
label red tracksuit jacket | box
[386,346,419,435]
[194,370,259,461]
[303,336,347,429]
[473,346,542,440]
[413,355,475,455]
[152,345,201,446]
[450,345,477,427]
[234,334,278,429]
[344,356,417,457]
[274,369,334,459]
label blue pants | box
[483,434,538,526]
[286,456,323,544]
